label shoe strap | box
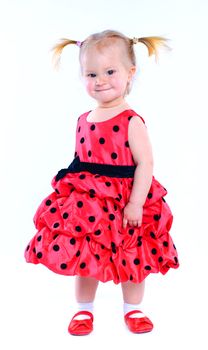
[72,310,94,322]
[125,310,143,319]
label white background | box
[0,0,208,349]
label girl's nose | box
[95,74,106,85]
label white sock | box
[73,302,94,320]
[123,302,145,318]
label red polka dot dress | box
[24,109,179,284]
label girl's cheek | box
[84,80,94,94]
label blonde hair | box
[51,29,171,70]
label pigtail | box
[51,38,80,70]
[131,36,171,62]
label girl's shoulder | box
[77,110,91,121]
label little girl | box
[24,29,179,335]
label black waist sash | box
[55,156,136,181]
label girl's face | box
[81,44,136,107]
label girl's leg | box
[75,276,99,302]
[71,276,99,320]
[121,280,153,333]
[121,280,145,304]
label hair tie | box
[132,37,140,45]
[76,41,82,47]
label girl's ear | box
[128,66,136,82]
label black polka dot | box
[103,206,108,212]
[70,238,76,245]
[128,116,133,120]
[151,248,157,255]
[111,242,116,254]
[130,274,133,281]
[75,226,82,232]
[122,259,126,266]
[80,137,85,143]
[113,125,119,132]
[110,256,113,263]
[37,252,42,259]
[78,126,81,132]
[33,247,36,253]
[79,174,86,179]
[145,265,151,270]
[50,207,57,213]
[26,245,30,251]
[55,189,60,194]
[53,234,59,240]
[80,262,86,269]
[109,213,115,221]
[114,204,118,211]
[63,212,69,219]
[174,256,178,264]
[37,235,42,242]
[88,150,92,157]
[60,263,67,270]
[148,192,153,199]
[53,244,60,251]
[74,151,77,157]
[137,236,142,247]
[134,258,140,265]
[45,199,52,206]
[162,197,166,202]
[99,137,105,144]
[88,216,95,222]
[125,141,129,147]
[94,174,101,178]
[158,256,163,263]
[86,236,90,242]
[154,214,161,221]
[75,250,80,257]
[105,181,111,187]
[150,232,156,239]
[101,244,105,249]
[128,228,134,235]
[94,229,101,236]
[53,222,60,228]
[137,240,142,247]
[173,244,177,250]
[118,194,122,199]
[111,152,118,159]
[95,254,100,260]
[89,189,96,195]
[77,201,83,208]
[163,241,169,247]
[90,124,95,131]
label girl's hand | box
[122,202,143,229]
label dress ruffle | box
[25,170,179,284]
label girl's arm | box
[123,116,154,228]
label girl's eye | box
[107,69,115,75]
[87,73,96,78]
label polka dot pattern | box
[24,109,179,284]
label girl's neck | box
[96,100,129,110]
[87,100,131,122]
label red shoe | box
[124,310,153,333]
[68,311,94,336]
